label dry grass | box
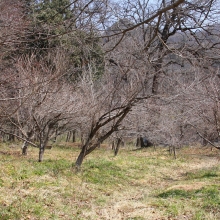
[0,142,219,220]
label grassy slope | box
[0,142,219,220]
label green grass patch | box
[156,185,220,218]
[0,144,220,219]
[83,158,128,186]
[185,167,219,180]
[158,189,192,199]
[197,186,220,210]
[157,185,220,203]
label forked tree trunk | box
[75,105,131,171]
[38,126,52,162]
[169,145,177,159]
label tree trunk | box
[53,128,58,143]
[152,72,160,94]
[8,128,15,142]
[169,145,172,155]
[66,131,70,142]
[75,144,87,172]
[72,130,76,142]
[75,105,131,170]
[2,132,6,142]
[173,146,177,159]
[202,130,208,146]
[80,133,85,146]
[16,128,20,142]
[136,136,141,148]
[112,140,115,150]
[140,137,145,148]
[21,131,33,155]
[169,145,177,159]
[38,128,51,162]
[114,138,121,156]
[38,143,45,162]
[22,141,28,155]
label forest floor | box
[0,141,219,220]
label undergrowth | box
[0,143,219,219]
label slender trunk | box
[22,141,28,155]
[114,138,121,156]
[202,130,208,146]
[169,145,177,159]
[173,146,177,159]
[112,141,115,151]
[38,137,48,162]
[38,143,45,162]
[53,129,58,143]
[140,137,144,148]
[169,145,172,155]
[8,126,15,142]
[152,72,160,94]
[75,141,101,172]
[80,134,85,146]
[136,136,140,148]
[16,128,20,142]
[21,131,33,155]
[75,144,87,172]
[2,132,6,142]
[66,132,70,142]
[72,130,76,142]
[38,128,51,162]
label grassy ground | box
[0,142,219,220]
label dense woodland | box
[0,0,220,169]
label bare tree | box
[73,63,150,170]
[0,51,83,161]
[1,0,220,169]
